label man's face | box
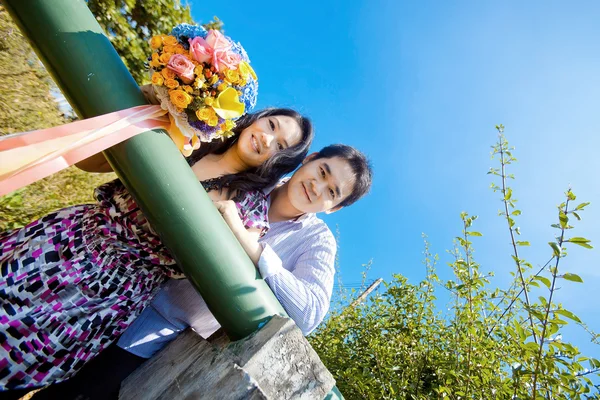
[286,155,356,214]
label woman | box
[0,107,313,392]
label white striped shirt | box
[117,212,336,358]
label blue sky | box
[190,1,600,355]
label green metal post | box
[2,0,285,340]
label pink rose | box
[167,54,195,83]
[188,36,213,64]
[212,49,241,72]
[205,30,232,52]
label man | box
[32,144,373,400]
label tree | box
[87,0,221,84]
[0,6,66,136]
[310,128,600,400]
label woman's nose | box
[261,132,274,148]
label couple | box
[0,106,372,398]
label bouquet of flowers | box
[148,24,258,155]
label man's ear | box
[325,205,343,214]
[302,152,318,165]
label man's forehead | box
[309,157,355,184]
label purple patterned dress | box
[0,179,268,390]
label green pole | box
[2,0,285,340]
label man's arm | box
[258,232,336,335]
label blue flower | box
[170,24,208,49]
[239,78,258,112]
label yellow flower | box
[195,107,213,121]
[209,75,219,85]
[207,116,219,127]
[224,69,240,84]
[162,44,178,54]
[224,119,236,131]
[151,72,164,86]
[174,44,188,55]
[149,36,163,49]
[161,68,176,80]
[238,61,258,81]
[194,65,204,76]
[204,97,214,106]
[181,85,193,94]
[193,76,206,89]
[212,87,245,119]
[165,78,179,89]
[150,53,163,68]
[217,83,228,92]
[162,36,178,46]
[159,52,173,64]
[169,89,193,109]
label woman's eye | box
[329,189,335,198]
[277,143,284,151]
[320,168,326,178]
[269,119,275,130]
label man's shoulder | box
[302,214,336,247]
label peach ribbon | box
[0,105,170,197]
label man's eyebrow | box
[323,163,342,198]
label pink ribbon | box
[0,105,170,197]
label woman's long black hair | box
[186,108,313,196]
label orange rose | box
[159,53,173,64]
[165,78,179,89]
[151,72,164,86]
[162,36,178,46]
[169,89,193,109]
[161,68,176,80]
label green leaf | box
[504,188,512,201]
[567,191,576,201]
[548,242,561,257]
[559,211,568,228]
[562,273,583,283]
[566,237,593,249]
[468,231,482,237]
[554,309,582,323]
[533,275,551,288]
[516,241,530,246]
[572,211,581,221]
[511,210,521,216]
[575,202,590,211]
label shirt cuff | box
[258,243,284,279]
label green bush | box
[310,127,600,400]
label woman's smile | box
[251,134,260,154]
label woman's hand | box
[214,200,263,266]
[140,84,160,105]
[214,200,245,234]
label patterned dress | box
[0,179,268,390]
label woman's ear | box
[302,152,318,165]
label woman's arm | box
[75,153,113,173]
[214,200,263,265]
[75,85,158,173]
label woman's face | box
[236,115,303,167]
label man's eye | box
[277,143,284,150]
[269,120,275,130]
[329,189,335,198]
[320,168,326,178]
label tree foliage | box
[310,128,600,399]
[86,0,221,84]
